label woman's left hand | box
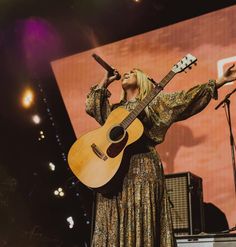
[216,64,236,88]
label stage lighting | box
[59,191,65,197]
[39,130,45,140]
[49,162,55,171]
[32,114,41,124]
[54,190,59,195]
[54,187,65,197]
[22,89,34,108]
[66,216,74,229]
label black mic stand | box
[215,88,236,196]
[90,190,96,246]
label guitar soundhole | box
[109,125,125,142]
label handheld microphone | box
[92,53,121,80]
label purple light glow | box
[18,18,64,76]
[0,31,4,49]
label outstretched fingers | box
[228,63,235,71]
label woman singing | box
[85,64,236,247]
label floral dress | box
[85,80,218,247]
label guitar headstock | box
[172,54,197,74]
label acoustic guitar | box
[68,54,197,189]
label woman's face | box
[121,70,138,90]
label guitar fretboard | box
[120,70,175,129]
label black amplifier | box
[165,172,205,236]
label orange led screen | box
[52,6,236,228]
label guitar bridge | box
[91,143,108,161]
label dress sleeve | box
[149,80,218,124]
[85,85,112,125]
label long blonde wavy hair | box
[120,68,154,101]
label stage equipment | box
[92,53,121,80]
[165,172,204,236]
[176,233,236,247]
[215,87,236,195]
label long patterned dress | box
[85,80,218,247]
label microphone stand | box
[215,88,236,196]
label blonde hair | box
[120,68,154,101]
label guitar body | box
[68,107,144,189]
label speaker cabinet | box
[176,233,236,247]
[165,172,204,236]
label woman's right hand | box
[98,70,120,88]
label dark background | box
[0,0,235,246]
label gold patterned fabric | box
[85,80,217,247]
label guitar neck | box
[120,70,175,129]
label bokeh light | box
[32,114,41,124]
[22,88,34,108]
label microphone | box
[92,53,121,80]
